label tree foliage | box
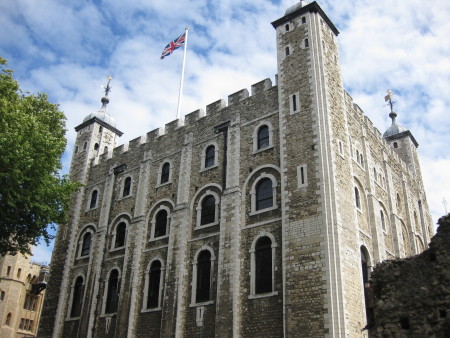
[0,58,79,256]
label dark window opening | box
[255,236,272,294]
[196,251,211,303]
[7,266,11,275]
[205,145,215,168]
[257,125,270,150]
[400,317,410,330]
[90,190,98,209]
[81,232,91,257]
[300,166,305,185]
[393,142,398,149]
[256,178,273,211]
[292,94,297,111]
[285,46,290,56]
[123,177,131,197]
[5,313,12,326]
[83,142,87,150]
[355,187,361,209]
[104,146,108,153]
[70,276,84,317]
[302,17,306,24]
[201,195,216,225]
[0,291,5,301]
[285,24,289,31]
[305,39,309,48]
[105,270,120,314]
[161,162,170,184]
[94,143,99,150]
[115,222,126,248]
[75,146,79,154]
[154,210,168,238]
[380,210,386,231]
[147,261,162,309]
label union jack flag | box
[160,32,186,59]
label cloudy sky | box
[1,0,449,263]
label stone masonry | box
[38,2,433,337]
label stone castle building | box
[39,1,433,337]
[0,251,48,337]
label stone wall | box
[368,214,450,337]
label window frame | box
[88,189,99,210]
[150,206,171,240]
[249,233,278,298]
[68,275,85,319]
[200,142,219,171]
[103,268,121,316]
[142,259,165,312]
[190,247,215,306]
[250,173,278,215]
[157,161,173,187]
[252,122,274,154]
[122,176,132,198]
[195,191,220,229]
[111,221,128,251]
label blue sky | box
[1,0,449,263]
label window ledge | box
[156,181,172,188]
[86,206,99,213]
[65,316,81,321]
[100,313,117,318]
[194,221,219,230]
[249,205,278,216]
[149,235,169,242]
[141,307,162,313]
[190,300,214,307]
[118,194,133,201]
[248,291,278,299]
[76,254,90,260]
[110,246,126,253]
[252,145,274,155]
[200,164,218,172]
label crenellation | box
[165,118,184,133]
[184,109,205,126]
[129,135,146,149]
[228,88,249,106]
[251,78,273,96]
[206,98,227,115]
[146,127,164,142]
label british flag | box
[160,32,186,59]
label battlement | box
[91,77,276,167]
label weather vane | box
[102,76,112,97]
[384,89,397,123]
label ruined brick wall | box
[369,214,450,337]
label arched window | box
[200,195,216,226]
[89,190,98,209]
[154,210,168,238]
[5,313,12,326]
[147,261,162,309]
[257,125,270,150]
[80,232,92,257]
[123,177,131,197]
[361,247,374,327]
[285,24,290,31]
[196,250,212,303]
[104,146,108,153]
[256,178,273,211]
[0,291,5,301]
[304,38,309,48]
[255,236,273,294]
[160,162,170,184]
[105,270,120,314]
[114,222,126,248]
[355,187,361,209]
[302,16,306,24]
[17,268,21,278]
[205,145,215,168]
[360,247,370,284]
[94,143,99,151]
[380,210,386,231]
[70,276,84,317]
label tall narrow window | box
[147,261,162,309]
[256,178,273,211]
[70,276,84,317]
[292,94,297,111]
[154,210,168,238]
[257,125,270,150]
[83,142,87,150]
[17,268,21,278]
[105,270,120,314]
[0,291,5,301]
[302,16,306,24]
[305,38,309,48]
[285,24,290,31]
[285,46,290,56]
[123,177,131,197]
[205,145,215,168]
[361,247,374,327]
[5,313,12,326]
[114,222,126,248]
[161,162,170,184]
[255,236,273,294]
[90,190,98,209]
[80,232,92,257]
[380,210,386,231]
[355,187,361,209]
[196,251,211,303]
[200,195,216,225]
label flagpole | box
[176,27,189,120]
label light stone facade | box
[39,1,433,337]
[0,251,48,337]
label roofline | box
[385,130,419,148]
[75,117,124,136]
[271,1,339,36]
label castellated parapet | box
[39,2,433,337]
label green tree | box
[0,57,79,256]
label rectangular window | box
[297,165,308,188]
[289,92,300,114]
